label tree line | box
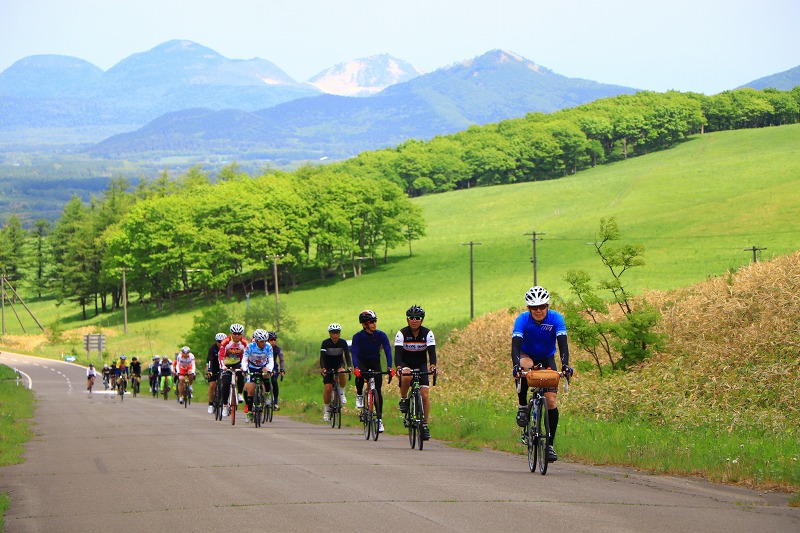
[0,165,424,319]
[1,87,797,320]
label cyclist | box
[511,286,573,463]
[116,355,130,392]
[206,333,226,414]
[352,310,393,433]
[218,323,248,417]
[130,356,142,392]
[157,354,173,395]
[109,360,117,390]
[175,346,196,404]
[102,363,111,389]
[86,363,97,391]
[148,356,160,393]
[395,305,438,441]
[319,323,352,422]
[242,329,274,422]
[267,331,285,410]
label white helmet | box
[181,346,191,354]
[230,323,245,335]
[214,332,226,342]
[328,323,342,332]
[524,286,550,307]
[252,329,269,342]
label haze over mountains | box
[1,40,798,164]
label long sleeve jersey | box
[351,329,392,369]
[242,342,274,373]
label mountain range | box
[1,40,798,164]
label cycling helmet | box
[230,323,245,335]
[267,331,277,341]
[252,329,269,342]
[181,346,191,354]
[406,305,425,318]
[131,356,138,361]
[89,363,94,367]
[152,355,160,361]
[215,332,227,342]
[358,310,377,323]
[119,355,127,360]
[524,286,550,307]
[103,364,109,369]
[328,323,342,332]
[161,354,169,359]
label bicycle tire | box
[371,390,380,441]
[253,381,262,428]
[118,381,124,402]
[230,385,237,426]
[330,387,339,429]
[132,379,138,397]
[267,390,274,423]
[163,383,169,400]
[415,392,424,450]
[407,391,417,448]
[264,384,273,425]
[536,399,549,475]
[183,382,189,408]
[526,402,535,472]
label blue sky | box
[2,0,799,95]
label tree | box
[563,217,664,373]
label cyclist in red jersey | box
[218,323,248,416]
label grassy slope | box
[4,124,800,356]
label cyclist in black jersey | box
[395,305,438,441]
[267,331,285,410]
[320,323,352,422]
[207,333,225,414]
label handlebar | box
[397,368,438,386]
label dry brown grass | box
[439,251,800,432]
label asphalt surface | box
[1,351,798,533]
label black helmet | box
[267,331,277,341]
[406,305,425,319]
[358,310,377,323]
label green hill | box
[3,124,800,354]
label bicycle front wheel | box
[362,395,371,440]
[415,392,424,450]
[526,404,535,472]
[253,385,262,428]
[264,387,273,424]
[230,387,237,426]
[407,394,417,448]
[371,391,380,441]
[536,400,549,475]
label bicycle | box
[161,374,171,400]
[359,370,390,441]
[219,369,240,425]
[151,375,159,398]
[266,372,282,422]
[324,368,349,429]
[400,368,436,450]
[180,375,192,408]
[212,372,224,421]
[131,375,140,397]
[116,374,127,402]
[249,370,272,428]
[518,367,570,475]
[87,375,95,395]
[103,373,110,390]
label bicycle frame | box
[359,370,387,441]
[400,369,436,451]
[324,369,348,429]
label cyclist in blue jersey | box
[352,310,394,433]
[511,286,573,463]
[242,329,274,422]
[267,331,285,410]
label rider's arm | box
[266,346,274,373]
[342,342,352,370]
[557,334,570,369]
[393,330,405,369]
[380,331,393,368]
[350,336,360,369]
[511,336,523,367]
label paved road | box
[1,351,797,533]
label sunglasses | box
[528,304,548,311]
[366,319,377,324]
[407,316,423,320]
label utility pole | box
[461,241,482,320]
[267,255,284,331]
[744,245,766,263]
[524,231,545,286]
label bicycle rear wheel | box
[362,394,371,440]
[264,385,273,424]
[133,379,138,397]
[536,400,549,475]
[267,391,274,422]
[118,381,124,402]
